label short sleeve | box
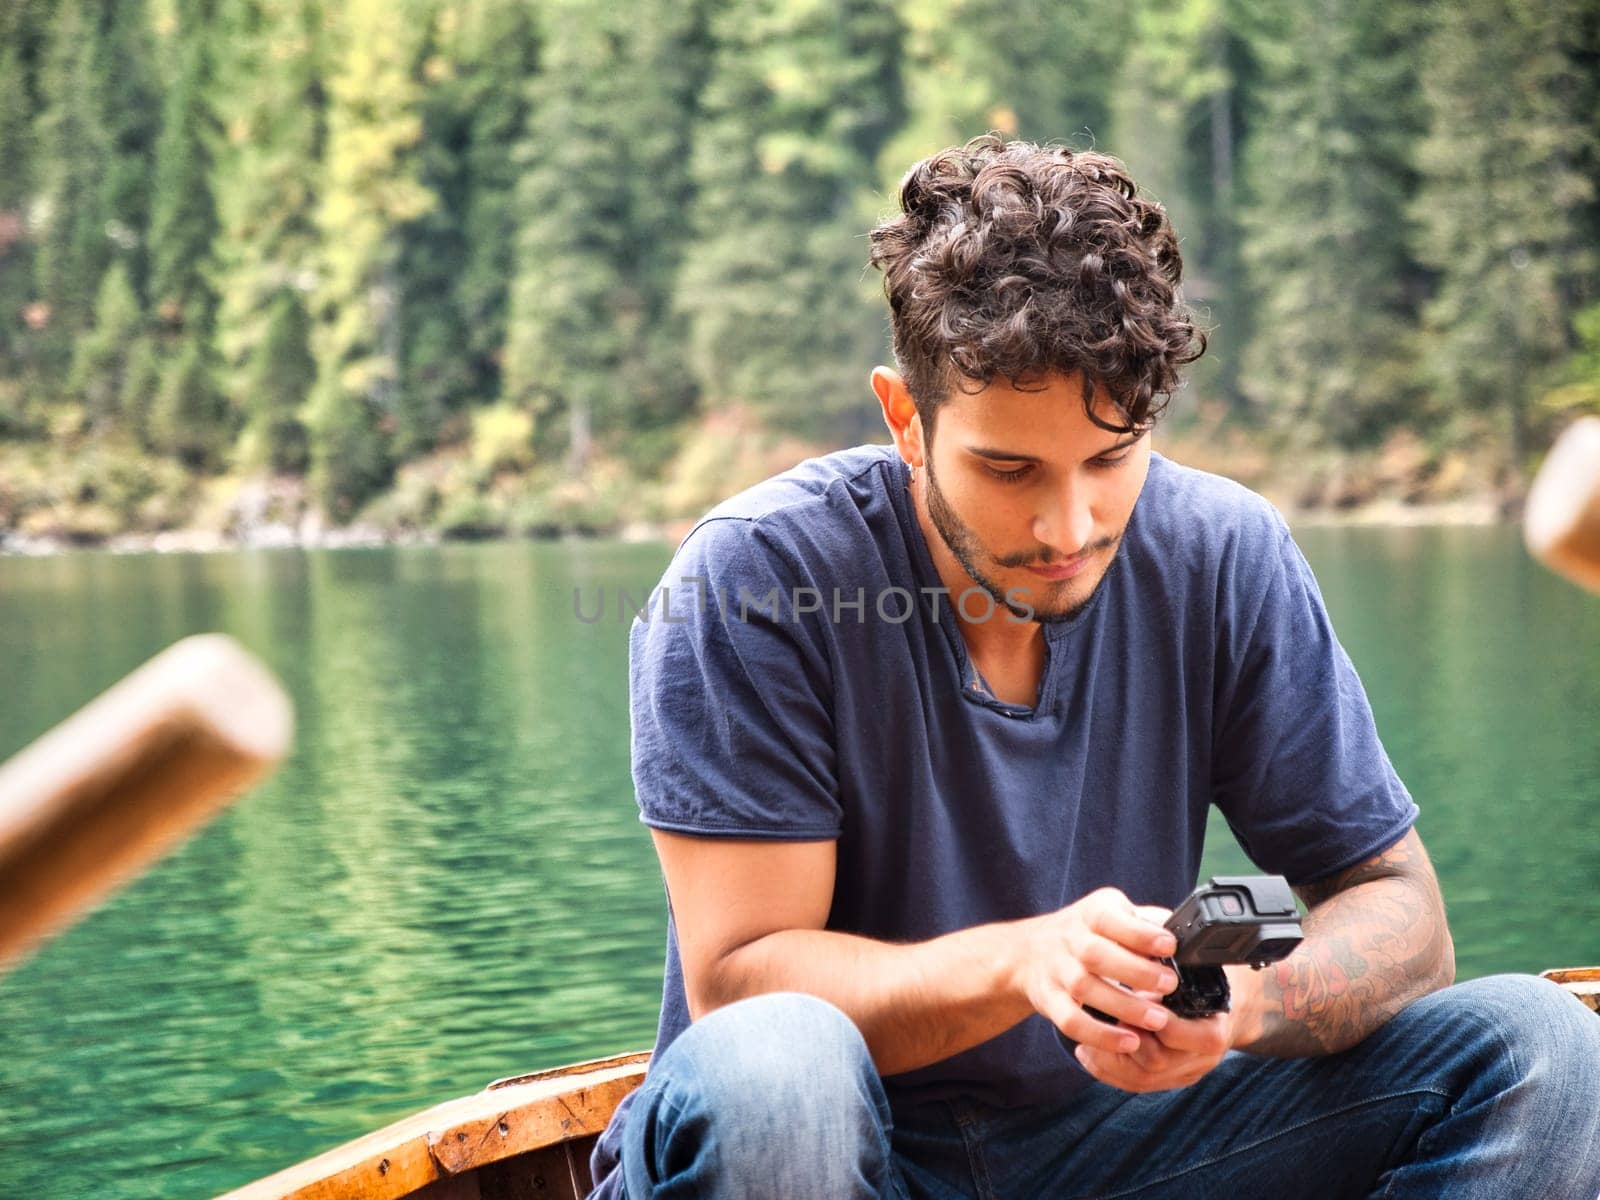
[1210,523,1418,886]
[628,517,842,840]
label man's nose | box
[1032,478,1095,555]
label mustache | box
[992,531,1122,570]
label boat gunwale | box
[215,1050,650,1200]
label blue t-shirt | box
[588,445,1417,1194]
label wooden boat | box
[221,968,1600,1200]
[218,1050,649,1200]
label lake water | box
[1,526,1598,1198]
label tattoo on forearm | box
[1245,831,1453,1057]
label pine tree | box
[886,0,1133,174]
[675,0,906,443]
[0,31,38,391]
[503,0,711,470]
[149,0,222,334]
[33,0,112,344]
[311,385,391,520]
[1236,0,1427,449]
[502,1,633,470]
[612,0,712,442]
[26,0,160,427]
[1412,0,1598,469]
[122,337,162,448]
[390,2,481,460]
[92,0,160,295]
[307,0,435,517]
[242,290,314,473]
[1108,0,1251,413]
[68,261,145,432]
[454,0,542,408]
[0,0,50,206]
[211,0,327,419]
[0,42,33,219]
[148,324,229,468]
[0,0,58,427]
[148,0,230,467]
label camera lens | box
[1255,937,1300,959]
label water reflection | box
[0,543,669,1196]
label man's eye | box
[1090,450,1134,470]
[981,463,1033,483]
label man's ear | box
[871,366,925,470]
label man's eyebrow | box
[966,436,1140,464]
[967,446,1043,463]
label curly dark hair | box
[868,134,1206,434]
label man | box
[587,135,1600,1198]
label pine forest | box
[1,0,1597,545]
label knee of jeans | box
[660,992,877,1117]
[1435,974,1600,1102]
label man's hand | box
[1226,829,1455,1058]
[1013,889,1182,1056]
[1073,1000,1234,1092]
[1074,830,1454,1087]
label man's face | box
[918,374,1151,623]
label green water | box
[1,528,1597,1198]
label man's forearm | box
[708,923,1036,1077]
[1229,870,1455,1057]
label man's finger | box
[1151,1011,1230,1056]
[1040,990,1139,1053]
[1062,1009,1142,1054]
[1088,904,1179,960]
[1128,1031,1192,1076]
[1075,1043,1172,1094]
[1078,937,1180,996]
[1072,975,1172,1033]
[1134,904,1174,926]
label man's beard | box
[922,456,1123,624]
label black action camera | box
[1075,874,1304,1034]
[1159,874,1304,1018]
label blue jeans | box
[615,976,1600,1199]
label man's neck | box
[912,475,1045,684]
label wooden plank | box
[424,1074,638,1176]
[565,1138,596,1195]
[218,1053,647,1200]
[406,1177,480,1200]
[474,1141,597,1200]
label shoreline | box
[1277,496,1508,528]
[0,498,1513,558]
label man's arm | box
[1227,827,1455,1057]
[653,830,1181,1078]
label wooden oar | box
[1525,415,1600,595]
[0,633,292,973]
